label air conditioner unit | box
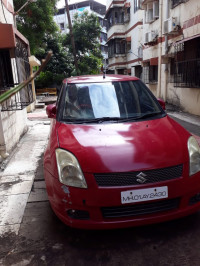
[163,17,179,34]
[149,31,157,42]
[144,31,157,44]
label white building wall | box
[165,0,200,115]
[0,0,13,24]
[141,0,200,116]
[127,8,143,69]
[1,108,28,152]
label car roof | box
[63,74,139,84]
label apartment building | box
[0,0,38,160]
[106,0,200,116]
[142,0,200,115]
[54,0,108,63]
[105,0,143,76]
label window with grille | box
[143,63,158,84]
[108,39,126,57]
[107,7,124,29]
[1,38,34,111]
[0,50,14,93]
[149,65,158,83]
[134,0,142,13]
[143,65,149,84]
[171,37,200,88]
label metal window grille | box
[171,41,200,88]
[107,7,125,29]
[108,39,126,58]
[143,66,149,84]
[173,59,200,88]
[149,65,158,83]
[0,37,33,112]
[143,64,158,84]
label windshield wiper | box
[82,117,121,124]
[63,112,163,124]
[63,117,121,124]
[131,111,163,120]
[113,111,163,122]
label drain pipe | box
[157,0,163,98]
[0,109,9,161]
[163,0,170,101]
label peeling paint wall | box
[1,108,28,152]
[167,84,200,115]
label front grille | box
[101,198,180,219]
[94,165,183,187]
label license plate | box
[121,186,168,204]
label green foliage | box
[64,11,103,75]
[35,33,73,88]
[14,2,103,87]
[78,55,103,75]
[13,0,58,54]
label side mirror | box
[46,104,56,119]
[157,98,166,110]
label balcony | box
[110,0,125,8]
[106,5,131,30]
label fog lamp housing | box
[67,209,90,220]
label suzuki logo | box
[136,172,147,184]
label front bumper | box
[44,169,200,229]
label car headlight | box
[56,149,87,188]
[188,136,200,176]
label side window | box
[134,81,159,112]
[57,83,64,108]
[56,83,66,110]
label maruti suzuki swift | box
[44,75,200,229]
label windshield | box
[60,80,164,123]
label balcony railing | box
[0,37,33,111]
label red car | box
[44,75,200,229]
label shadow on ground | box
[1,198,200,266]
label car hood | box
[57,116,190,173]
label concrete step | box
[35,103,45,109]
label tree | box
[34,33,73,88]
[64,11,103,75]
[14,0,58,54]
[65,0,79,75]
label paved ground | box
[0,107,200,266]
[0,110,50,237]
